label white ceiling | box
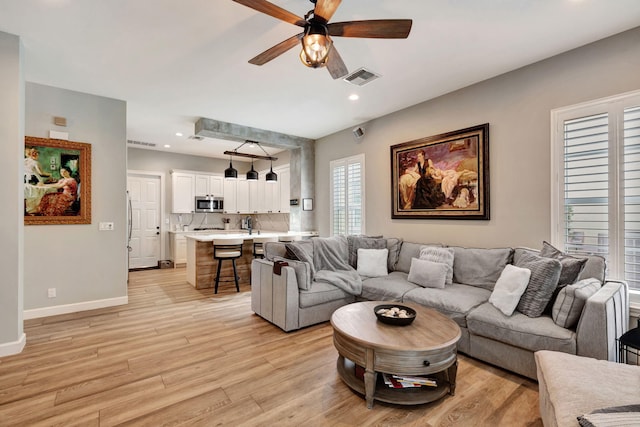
[1,0,640,162]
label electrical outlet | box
[99,222,114,231]
[47,288,56,298]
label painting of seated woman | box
[24,136,91,225]
[391,124,489,220]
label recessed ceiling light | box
[175,132,183,137]
[348,94,359,101]
[164,144,171,148]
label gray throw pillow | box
[347,236,386,268]
[552,278,601,328]
[452,246,514,290]
[540,241,587,285]
[386,237,403,272]
[285,241,315,278]
[515,251,562,317]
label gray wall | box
[315,26,640,249]
[0,31,24,350]
[24,83,127,310]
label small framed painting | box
[24,136,92,225]
[390,124,489,220]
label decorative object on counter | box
[390,123,489,220]
[24,136,91,225]
[223,217,231,230]
[303,198,313,211]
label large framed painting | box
[24,136,91,225]
[391,123,489,220]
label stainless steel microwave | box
[195,196,223,213]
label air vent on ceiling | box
[343,67,380,86]
[127,139,157,147]
[188,135,205,141]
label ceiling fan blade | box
[328,19,413,38]
[326,46,348,79]
[248,33,303,65]
[232,0,305,26]
[313,0,341,23]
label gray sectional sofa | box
[250,237,629,380]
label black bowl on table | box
[374,304,417,326]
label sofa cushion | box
[396,242,442,273]
[407,258,448,288]
[515,251,562,318]
[451,246,514,290]
[361,271,420,301]
[489,264,531,316]
[577,254,606,283]
[419,246,455,284]
[347,235,386,268]
[552,278,601,329]
[299,281,352,308]
[357,248,389,278]
[467,303,576,354]
[273,256,312,291]
[403,283,491,328]
[386,237,403,272]
[264,241,287,261]
[540,241,588,285]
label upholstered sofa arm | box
[576,280,629,361]
[251,258,301,332]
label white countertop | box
[184,230,318,242]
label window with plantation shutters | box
[552,90,640,296]
[330,154,365,236]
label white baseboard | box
[24,296,128,320]
[0,333,26,357]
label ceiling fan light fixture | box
[300,23,332,68]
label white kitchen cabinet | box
[236,179,250,213]
[209,175,224,196]
[171,172,195,213]
[170,233,187,266]
[248,179,266,213]
[195,174,224,197]
[223,179,238,213]
[264,179,280,213]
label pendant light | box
[246,159,258,180]
[224,155,237,180]
[266,160,278,183]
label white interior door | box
[128,173,161,269]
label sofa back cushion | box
[347,235,386,268]
[452,246,514,290]
[386,237,403,272]
[264,241,287,261]
[396,242,442,273]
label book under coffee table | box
[330,301,461,409]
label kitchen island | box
[185,231,318,290]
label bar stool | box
[278,235,302,243]
[252,236,278,259]
[212,238,243,294]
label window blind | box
[330,154,365,236]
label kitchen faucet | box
[246,216,253,235]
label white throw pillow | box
[419,246,455,285]
[357,248,389,277]
[489,264,532,316]
[407,258,448,289]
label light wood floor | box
[0,268,542,426]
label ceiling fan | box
[232,0,412,79]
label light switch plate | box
[99,222,114,231]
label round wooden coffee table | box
[330,301,461,409]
